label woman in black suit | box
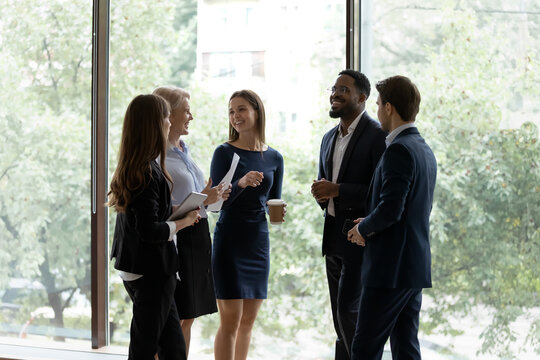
[108,94,200,360]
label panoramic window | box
[366,1,539,359]
[0,0,92,347]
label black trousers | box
[325,217,363,360]
[123,274,186,360]
[351,287,422,360]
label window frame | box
[90,0,110,349]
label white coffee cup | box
[267,199,286,225]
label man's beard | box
[329,109,342,118]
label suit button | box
[207,249,211,255]
[207,268,211,274]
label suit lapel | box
[325,126,339,180]
[336,113,369,183]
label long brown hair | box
[228,90,266,144]
[108,94,171,212]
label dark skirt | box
[174,218,217,319]
[212,209,270,299]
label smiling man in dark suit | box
[311,70,386,359]
[347,75,437,360]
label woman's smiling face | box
[229,96,258,134]
[169,97,193,141]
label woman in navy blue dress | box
[210,90,284,360]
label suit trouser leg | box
[124,274,186,360]
[325,255,349,360]
[389,290,422,360]
[350,287,422,360]
[157,300,185,360]
[337,257,363,357]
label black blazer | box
[110,161,179,276]
[357,127,437,288]
[317,111,387,258]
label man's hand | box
[311,178,339,202]
[347,218,366,246]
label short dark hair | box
[338,69,371,98]
[375,75,421,122]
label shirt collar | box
[385,122,416,147]
[338,109,365,136]
[168,139,187,153]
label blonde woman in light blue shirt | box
[154,86,230,358]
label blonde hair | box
[108,94,171,212]
[153,85,190,112]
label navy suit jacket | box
[357,127,437,288]
[318,111,386,259]
[111,161,179,276]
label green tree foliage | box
[0,0,93,337]
[0,0,185,339]
[367,1,539,357]
[168,0,198,86]
[408,4,540,358]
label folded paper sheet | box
[207,152,240,212]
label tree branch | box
[0,214,20,239]
[0,162,18,182]
[61,287,77,312]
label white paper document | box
[207,152,240,212]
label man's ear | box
[384,102,393,115]
[358,93,367,104]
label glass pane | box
[108,0,346,358]
[108,0,200,346]
[365,1,539,359]
[0,0,92,346]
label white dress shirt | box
[328,110,365,217]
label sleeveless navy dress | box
[210,143,284,299]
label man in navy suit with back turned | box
[312,70,386,359]
[347,75,437,360]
